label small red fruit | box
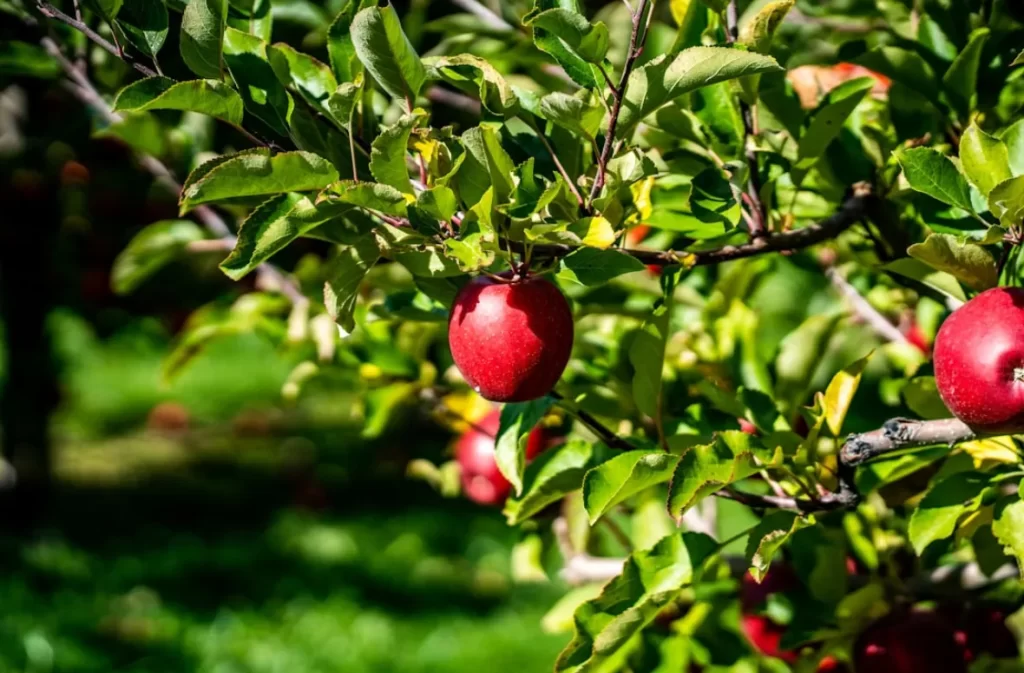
[456,409,545,506]
[853,609,966,673]
[816,655,846,672]
[448,274,574,402]
[933,287,1024,432]
[740,567,799,663]
[738,418,758,435]
[626,224,651,246]
[954,605,1019,661]
[905,320,931,355]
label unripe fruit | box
[448,275,574,402]
[455,409,545,506]
[853,609,966,673]
[933,287,1024,432]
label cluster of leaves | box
[7,0,1024,669]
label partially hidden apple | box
[740,567,799,663]
[448,274,574,402]
[455,408,545,506]
[933,287,1024,432]
[853,609,966,673]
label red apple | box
[448,274,574,402]
[853,609,966,673]
[626,224,651,246]
[816,655,846,672]
[953,604,1019,662]
[456,408,545,506]
[933,287,1024,432]
[738,418,758,435]
[740,567,799,663]
[905,320,931,355]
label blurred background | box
[0,73,570,673]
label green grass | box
[0,315,569,673]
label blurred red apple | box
[456,408,546,506]
[854,609,966,673]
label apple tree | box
[5,0,1024,669]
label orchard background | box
[1,0,1024,670]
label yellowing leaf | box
[961,437,1021,468]
[580,216,616,248]
[631,176,656,222]
[434,391,493,432]
[824,352,872,436]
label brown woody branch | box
[36,0,157,77]
[826,266,911,345]
[724,0,767,237]
[565,390,983,514]
[520,182,873,267]
[587,0,651,206]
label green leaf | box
[525,9,609,63]
[327,82,361,129]
[220,193,351,280]
[180,151,340,211]
[993,498,1024,578]
[902,377,950,420]
[409,186,458,235]
[775,313,842,411]
[116,0,168,58]
[269,43,338,115]
[424,54,518,116]
[457,125,516,208]
[960,122,1013,197]
[370,113,422,194]
[630,291,673,420]
[1001,119,1024,176]
[542,584,605,635]
[324,180,409,216]
[856,46,939,106]
[907,233,998,292]
[555,532,717,672]
[557,248,646,286]
[223,27,294,136]
[895,147,974,212]
[989,176,1024,228]
[582,450,680,524]
[942,28,989,119]
[327,0,371,82]
[495,398,555,496]
[909,472,992,555]
[87,0,122,21]
[540,90,604,140]
[739,0,794,54]
[529,4,601,89]
[350,4,426,102]
[0,42,59,78]
[615,47,782,135]
[225,0,272,40]
[882,258,967,302]
[689,166,741,227]
[362,382,416,438]
[113,77,244,125]
[95,112,166,157]
[111,220,205,294]
[822,352,871,436]
[745,511,811,582]
[505,439,610,525]
[667,431,781,517]
[324,235,381,332]
[794,77,874,179]
[180,0,227,79]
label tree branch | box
[41,37,307,306]
[553,516,626,585]
[551,391,635,451]
[587,0,651,206]
[725,0,767,238]
[520,182,873,267]
[826,266,911,345]
[36,0,157,77]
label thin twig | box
[826,266,911,345]
[550,391,635,451]
[526,119,587,212]
[41,37,305,305]
[587,0,651,206]
[37,0,157,77]
[725,0,767,237]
